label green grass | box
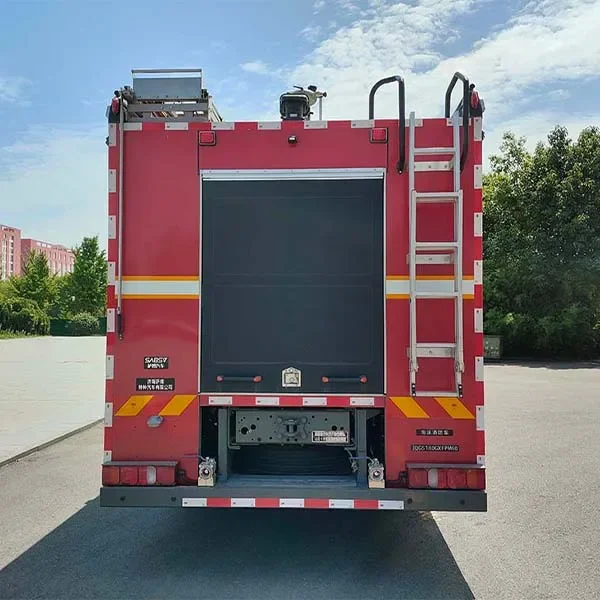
[0,330,32,339]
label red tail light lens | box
[102,464,177,486]
[408,469,428,488]
[120,466,139,485]
[407,466,484,490]
[102,465,120,485]
[447,469,467,489]
[466,469,486,490]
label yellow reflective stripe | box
[435,397,475,419]
[391,396,429,418]
[159,394,196,416]
[116,395,153,416]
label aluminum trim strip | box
[200,168,386,181]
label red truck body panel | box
[102,99,485,510]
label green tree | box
[11,251,57,312]
[484,126,600,358]
[65,236,107,316]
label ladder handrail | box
[444,71,470,171]
[407,111,465,397]
[368,75,406,174]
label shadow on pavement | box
[0,497,474,600]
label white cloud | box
[240,60,270,75]
[0,75,30,103]
[288,0,600,160]
[313,0,326,13]
[482,110,600,169]
[300,24,323,42]
[0,127,107,249]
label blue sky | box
[1,0,599,249]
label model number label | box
[136,378,175,392]
[411,444,459,452]
[312,430,349,444]
[144,356,169,369]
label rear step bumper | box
[100,486,487,512]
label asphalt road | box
[1,363,599,599]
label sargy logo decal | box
[282,367,301,388]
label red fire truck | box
[100,69,486,511]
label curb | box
[0,419,103,469]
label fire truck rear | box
[100,69,487,512]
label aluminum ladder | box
[408,110,464,397]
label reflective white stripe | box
[474,260,483,285]
[477,455,486,466]
[106,355,114,380]
[258,121,281,130]
[231,498,255,508]
[121,280,200,296]
[107,262,116,285]
[378,500,404,510]
[474,308,483,333]
[351,120,374,128]
[474,117,483,141]
[386,279,475,296]
[124,123,142,131]
[182,498,207,507]
[208,396,233,405]
[476,405,485,431]
[474,165,483,189]
[329,499,354,509]
[108,124,117,147]
[200,168,385,181]
[165,122,188,130]
[106,308,116,333]
[103,450,112,463]
[108,169,116,193]
[415,161,452,172]
[211,121,235,130]
[475,356,484,381]
[104,403,113,427]
[302,397,327,406]
[280,498,305,508]
[350,397,375,406]
[108,215,117,239]
[474,212,483,237]
[304,120,327,129]
[256,397,280,406]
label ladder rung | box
[414,147,456,155]
[416,343,456,358]
[415,241,459,251]
[415,191,460,203]
[414,253,454,265]
[414,291,459,299]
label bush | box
[0,297,50,336]
[69,312,100,336]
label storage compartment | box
[200,177,384,394]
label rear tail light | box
[407,466,485,490]
[408,469,428,488]
[102,464,176,486]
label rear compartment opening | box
[200,407,385,486]
[200,177,385,395]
